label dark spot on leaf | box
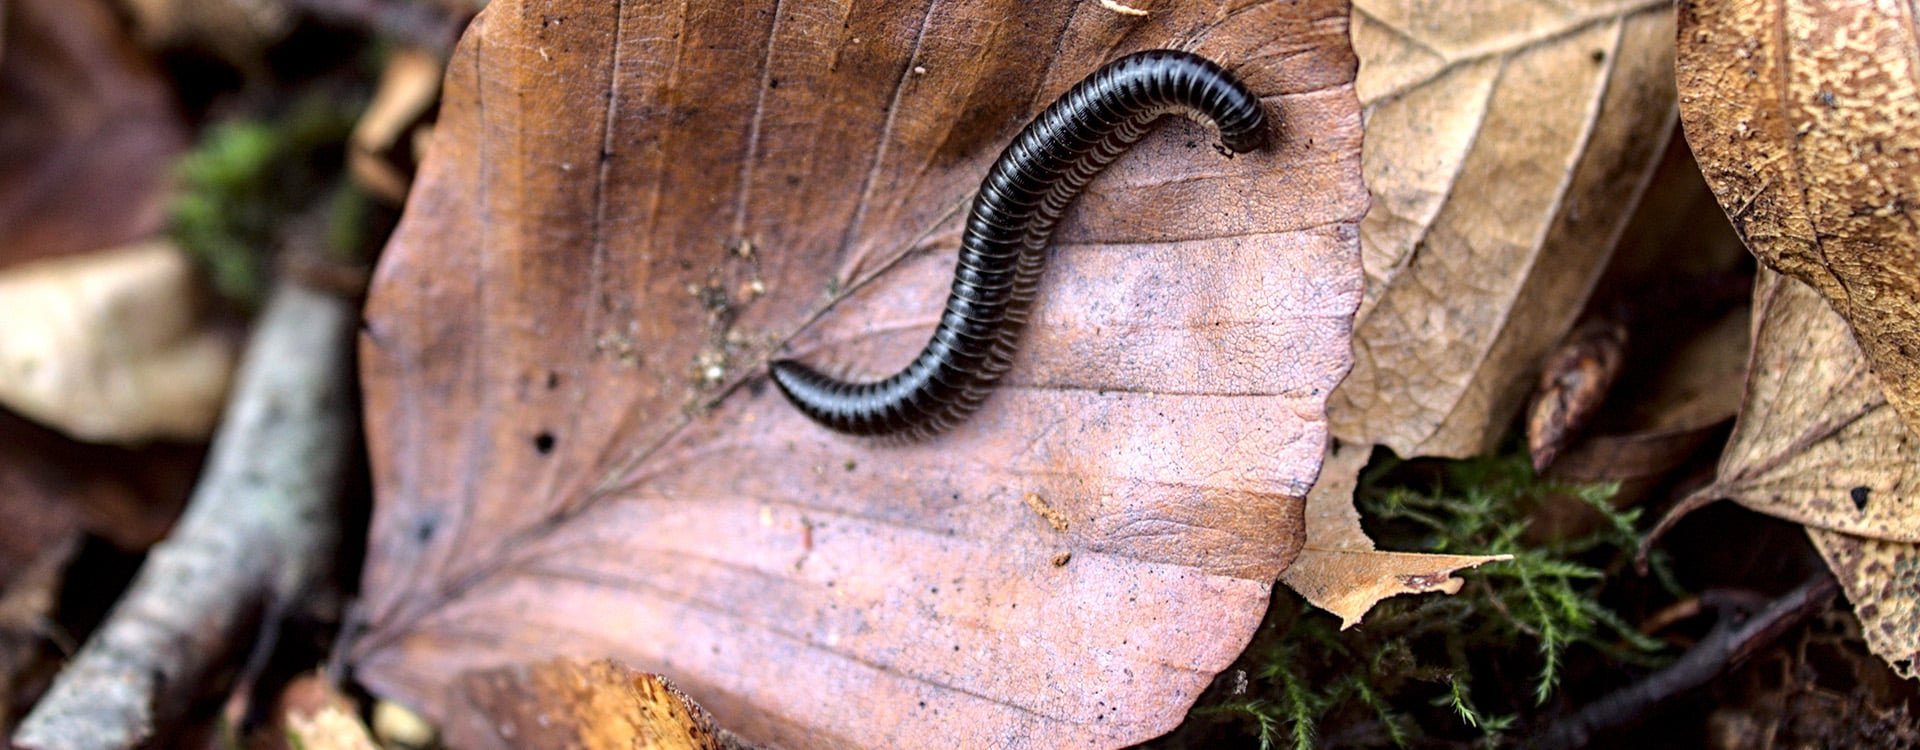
[769,78,780,89]
[1852,485,1871,511]
[414,515,437,544]
[546,370,560,389]
[844,459,857,472]
[534,431,556,455]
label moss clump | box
[1154,450,1674,749]
[169,94,358,306]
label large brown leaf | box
[348,1,1365,747]
[1333,0,1676,457]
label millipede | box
[769,49,1269,439]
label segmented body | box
[769,49,1268,438]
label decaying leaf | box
[279,673,382,750]
[460,659,750,750]
[1673,272,1920,677]
[1680,273,1918,543]
[0,241,235,443]
[1807,532,1920,680]
[1527,315,1629,472]
[1334,0,1678,457]
[1678,0,1920,437]
[0,407,194,583]
[1545,303,1748,488]
[1280,441,1510,628]
[349,1,1366,748]
[0,0,186,269]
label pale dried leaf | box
[1678,0,1920,436]
[1333,0,1677,457]
[371,701,436,750]
[0,241,234,442]
[1689,272,1918,542]
[287,706,382,750]
[350,47,442,205]
[1279,440,1510,628]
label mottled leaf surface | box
[350,1,1365,747]
[1678,0,1920,436]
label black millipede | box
[769,49,1269,439]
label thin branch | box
[1531,574,1840,747]
[12,278,356,749]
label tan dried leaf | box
[459,660,747,750]
[1685,272,1918,542]
[348,1,1366,748]
[350,47,442,205]
[1280,441,1510,628]
[0,241,235,442]
[1677,271,1919,677]
[1334,0,1678,457]
[1678,0,1920,437]
[1807,530,1920,680]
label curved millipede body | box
[769,49,1269,439]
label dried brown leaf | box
[1678,0,1920,437]
[0,0,185,270]
[349,1,1366,747]
[0,535,77,729]
[1548,303,1748,486]
[1527,316,1629,472]
[1334,0,1678,457]
[459,660,751,750]
[1279,441,1509,629]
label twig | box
[1530,574,1840,747]
[12,278,356,749]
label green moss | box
[1152,449,1675,749]
[168,94,360,306]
